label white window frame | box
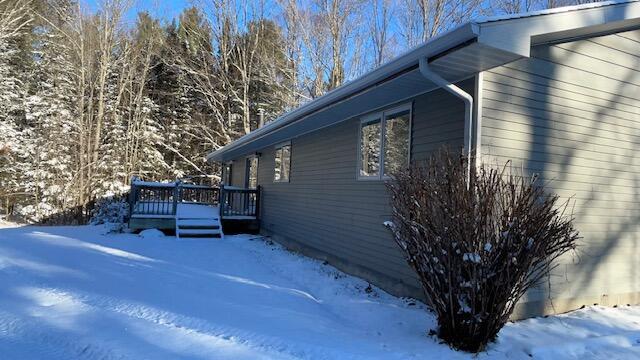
[357,103,412,181]
[273,141,292,183]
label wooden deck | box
[128,181,260,235]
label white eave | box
[207,0,640,163]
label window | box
[383,108,411,176]
[222,162,232,185]
[245,156,258,189]
[358,104,411,180]
[274,143,291,182]
[359,117,381,177]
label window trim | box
[273,141,292,183]
[244,155,259,189]
[357,103,412,181]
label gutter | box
[418,57,474,185]
[208,1,640,163]
[207,23,479,163]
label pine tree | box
[244,19,295,128]
[153,9,220,180]
[23,16,78,219]
[0,0,33,217]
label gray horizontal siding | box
[412,79,471,160]
[258,120,416,283]
[481,28,640,309]
[229,158,246,187]
[254,86,468,294]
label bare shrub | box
[385,148,579,352]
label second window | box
[358,104,411,180]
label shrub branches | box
[385,148,579,352]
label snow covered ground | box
[0,223,639,359]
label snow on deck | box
[0,224,639,359]
[176,203,219,219]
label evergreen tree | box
[0,0,33,217]
[1,0,575,222]
[20,4,78,220]
[244,19,295,128]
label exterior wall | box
[251,81,471,299]
[223,25,640,319]
[480,29,640,318]
[229,158,247,187]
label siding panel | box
[251,84,469,296]
[481,28,640,314]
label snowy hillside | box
[0,224,639,359]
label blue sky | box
[84,0,191,24]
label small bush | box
[90,195,129,232]
[385,148,579,352]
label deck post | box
[219,185,225,219]
[255,185,261,219]
[128,179,137,219]
[172,181,181,216]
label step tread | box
[177,228,222,235]
[177,219,220,227]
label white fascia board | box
[206,23,479,162]
[476,0,640,56]
[207,0,640,163]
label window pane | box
[247,157,258,188]
[384,109,410,177]
[281,145,291,181]
[274,148,282,181]
[360,120,381,177]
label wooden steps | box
[175,205,224,239]
[176,217,223,239]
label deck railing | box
[219,186,261,218]
[180,184,220,205]
[129,183,178,217]
[128,181,260,219]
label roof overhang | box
[477,0,640,56]
[207,0,640,163]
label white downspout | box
[418,57,474,185]
[473,71,483,171]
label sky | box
[84,0,191,24]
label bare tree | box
[122,12,166,181]
[398,0,483,48]
[88,0,129,192]
[2,0,593,222]
[209,0,263,135]
[165,5,234,145]
[397,0,421,48]
[320,0,363,89]
[0,0,32,41]
[491,0,596,15]
[370,0,394,67]
[295,0,365,97]
[491,0,536,14]
[277,0,307,106]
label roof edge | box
[206,22,479,162]
[207,0,640,162]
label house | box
[207,1,640,319]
